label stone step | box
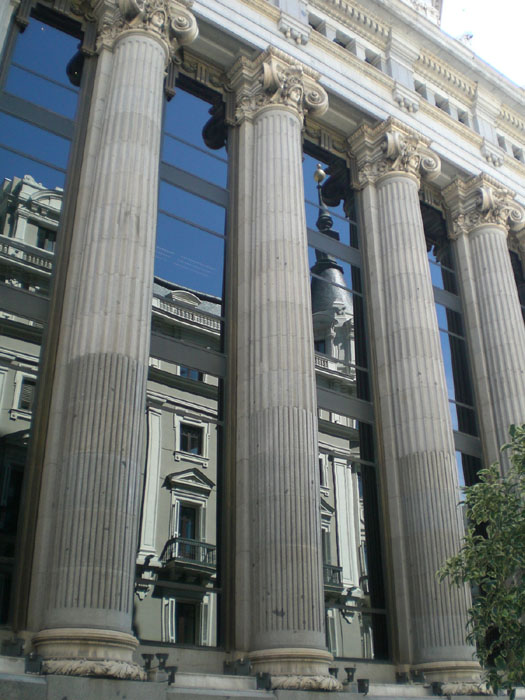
[171,672,259,691]
[0,655,25,675]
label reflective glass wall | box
[0,7,82,624]
[133,82,228,649]
[422,203,482,486]
[303,147,388,660]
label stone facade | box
[0,0,524,697]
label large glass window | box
[0,8,82,625]
[154,85,227,348]
[423,203,482,483]
[134,355,221,649]
[304,145,387,659]
[303,150,370,401]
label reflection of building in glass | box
[1,0,525,696]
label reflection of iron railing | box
[153,297,221,332]
[314,353,357,380]
[161,537,216,566]
[323,564,343,587]
[0,236,53,271]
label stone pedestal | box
[349,119,477,680]
[27,1,197,679]
[225,49,338,691]
[444,175,525,468]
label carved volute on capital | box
[225,48,328,124]
[71,0,198,59]
[442,174,525,240]
[348,118,441,188]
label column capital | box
[71,0,198,58]
[348,117,441,188]
[443,174,525,239]
[225,47,328,124]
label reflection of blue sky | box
[156,213,224,297]
[1,21,77,191]
[156,90,227,297]
[6,21,79,118]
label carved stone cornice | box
[415,51,476,104]
[442,174,525,240]
[71,0,198,59]
[225,48,328,125]
[348,117,440,188]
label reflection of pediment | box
[169,290,201,306]
[164,467,214,496]
[28,190,63,214]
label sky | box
[440,0,525,88]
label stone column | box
[443,175,525,468]
[225,48,338,690]
[349,119,477,681]
[28,0,197,678]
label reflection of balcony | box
[314,352,357,383]
[323,564,344,599]
[160,536,216,583]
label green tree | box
[439,424,525,697]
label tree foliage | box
[438,424,525,696]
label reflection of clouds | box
[154,250,214,278]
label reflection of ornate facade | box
[1,0,525,697]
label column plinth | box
[444,175,525,469]
[349,119,478,681]
[28,0,197,679]
[226,49,338,690]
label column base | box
[249,647,342,690]
[33,628,146,680]
[412,661,485,692]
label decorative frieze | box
[443,174,525,239]
[304,119,347,155]
[226,48,328,124]
[348,117,440,188]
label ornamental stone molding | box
[392,82,419,114]
[225,47,328,125]
[271,674,343,690]
[443,174,525,240]
[480,138,504,168]
[71,0,198,58]
[348,117,441,188]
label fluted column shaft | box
[444,175,525,468]
[30,30,166,669]
[350,120,475,679]
[225,49,337,689]
[249,105,323,651]
[27,0,198,677]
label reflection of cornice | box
[415,51,476,104]
[309,0,390,49]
